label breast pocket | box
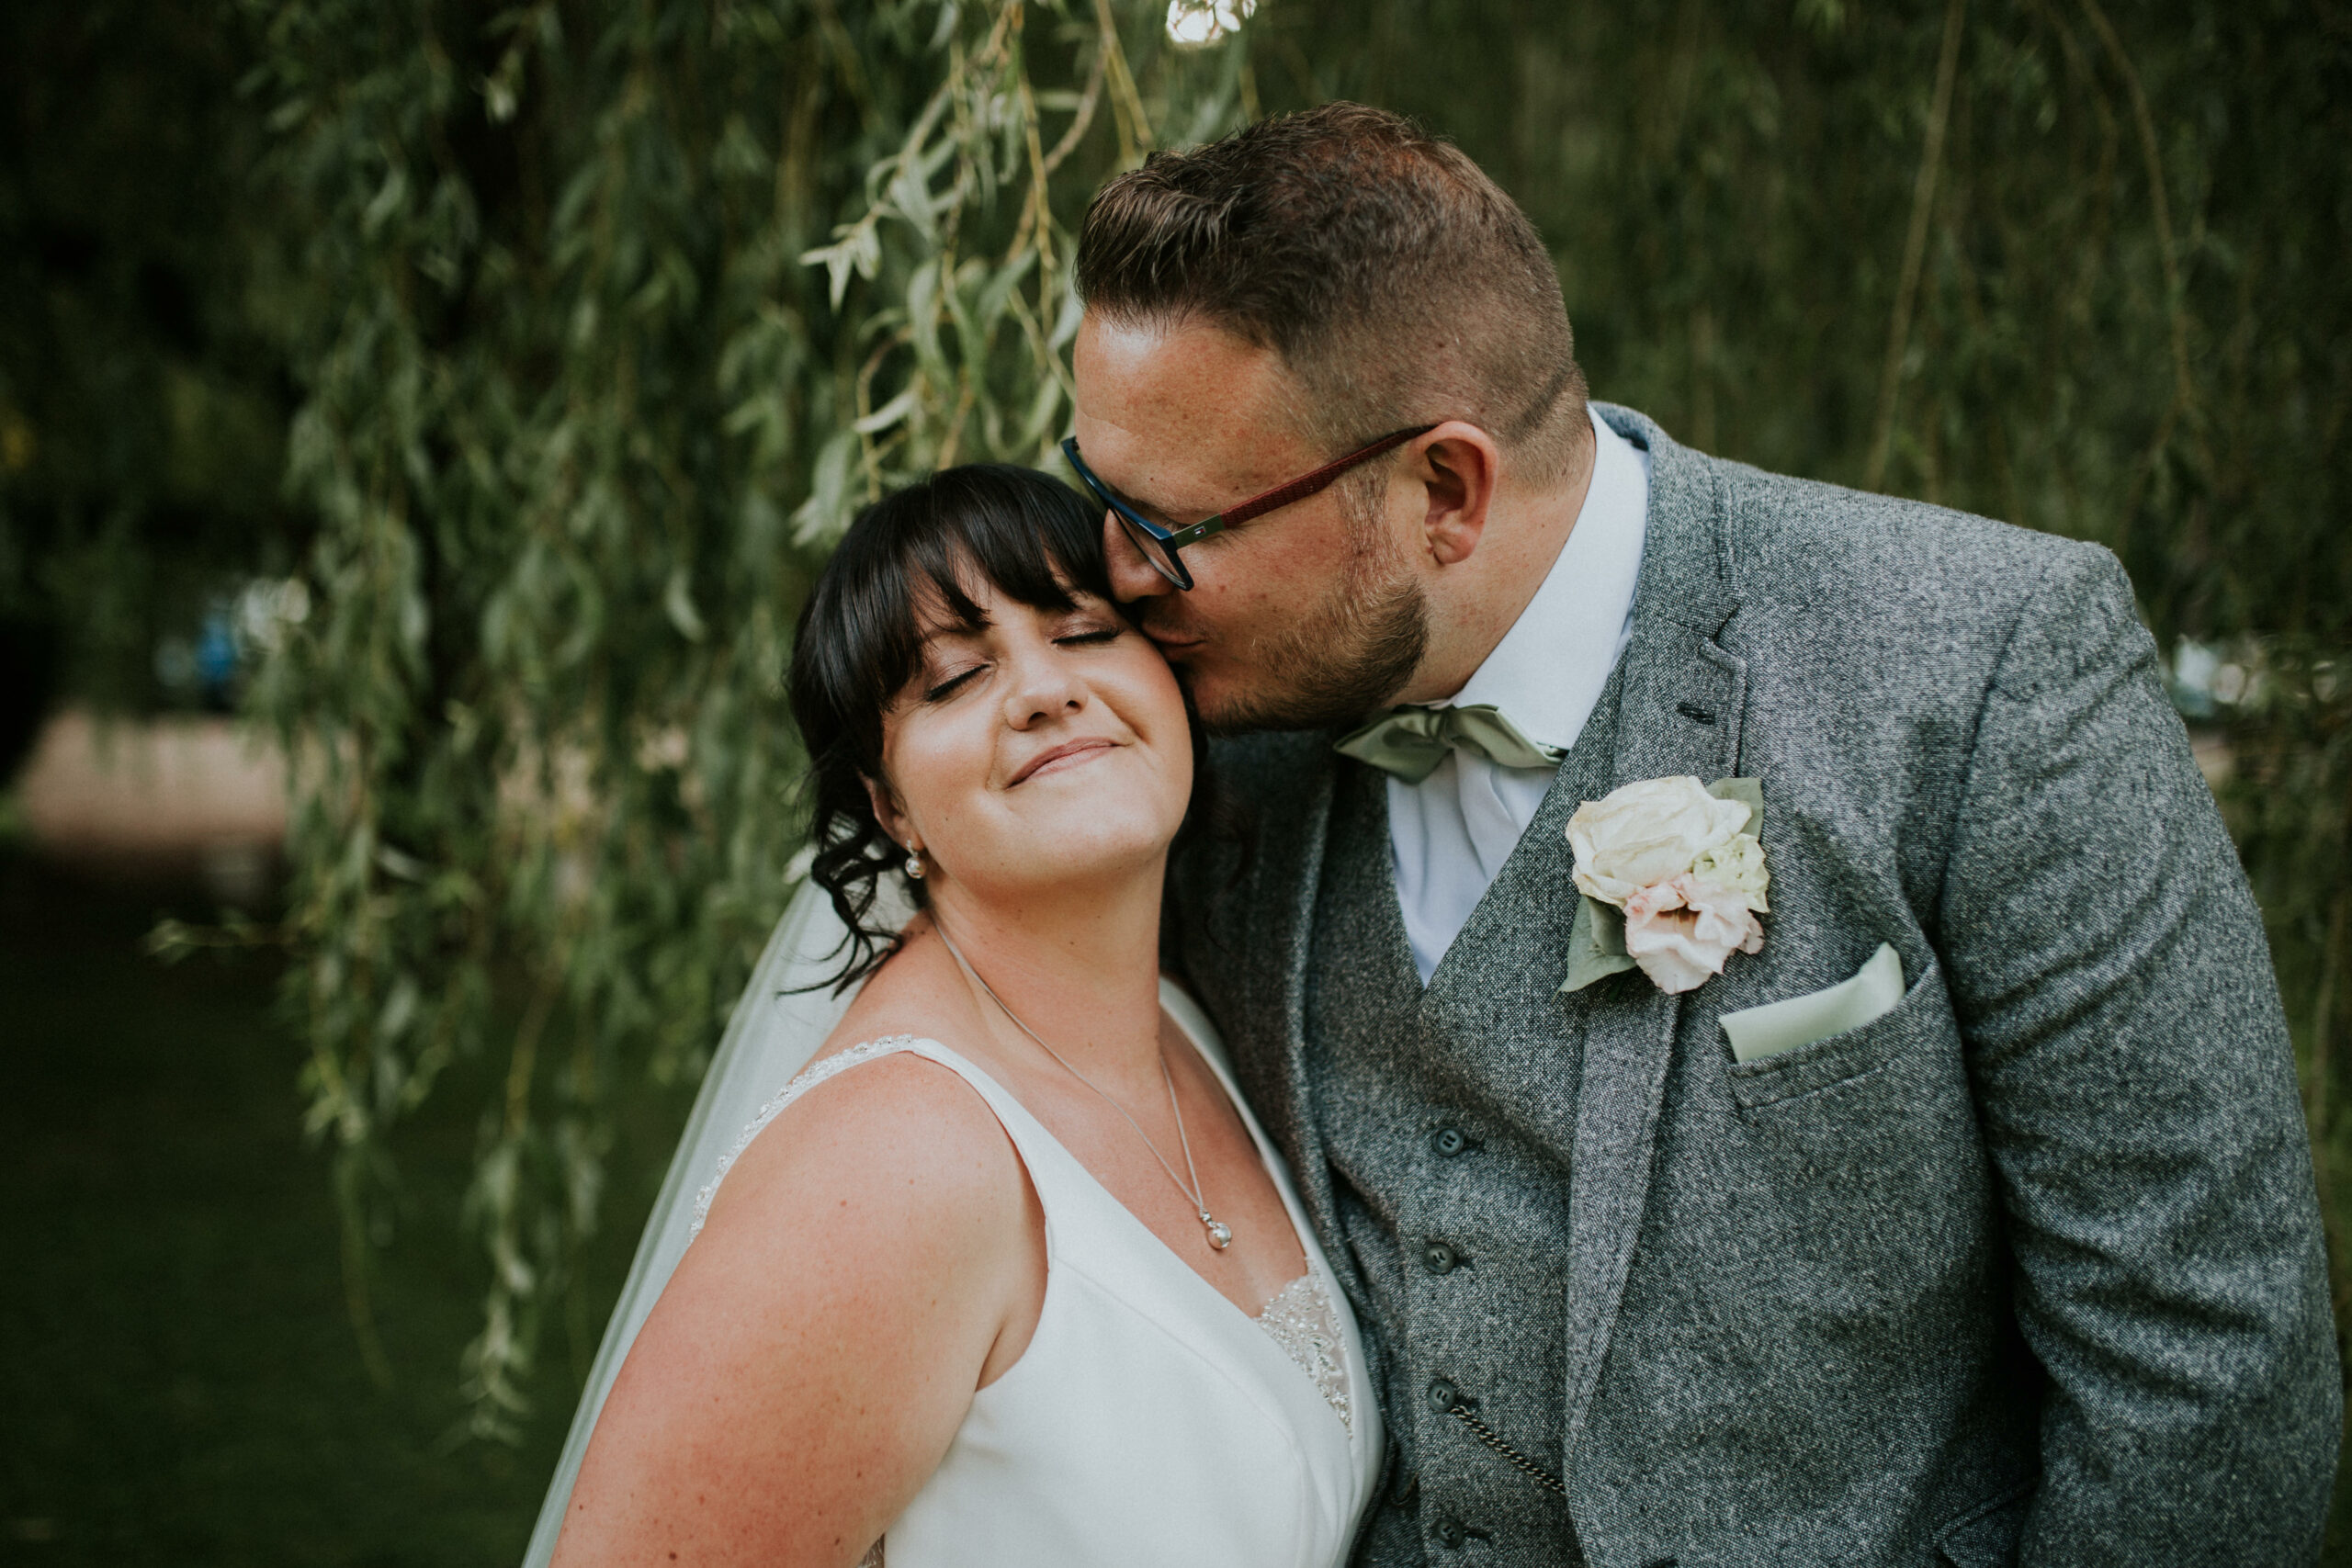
[1706,953,1991,1316]
[1724,953,1949,1113]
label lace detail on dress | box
[690,1035,919,1238]
[855,1540,885,1567]
[1253,1272,1351,1434]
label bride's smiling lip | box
[1007,737,1117,785]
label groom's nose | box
[1102,512,1177,604]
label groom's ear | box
[1412,422,1502,568]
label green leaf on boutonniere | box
[1561,894,1636,993]
[1706,775,1764,837]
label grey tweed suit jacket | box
[1169,405,2340,1565]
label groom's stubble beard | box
[1193,490,1430,737]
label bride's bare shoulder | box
[698,1035,1021,1249]
[701,940,1011,1222]
[687,931,1023,1242]
[802,926,987,1073]
[576,989,1043,1562]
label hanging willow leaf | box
[222,0,1250,1438]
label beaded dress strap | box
[690,1035,920,1238]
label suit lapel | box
[1240,747,1356,1300]
[1560,408,1748,1461]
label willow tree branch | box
[1091,0,1154,161]
[1041,25,1110,179]
[2079,0,2195,424]
[1864,0,1967,493]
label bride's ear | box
[863,773,912,849]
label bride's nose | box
[1001,642,1085,729]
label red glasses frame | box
[1062,424,1436,591]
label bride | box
[544,464,1380,1566]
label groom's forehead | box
[1073,315,1286,440]
[1071,314,1312,500]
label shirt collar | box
[1442,405,1650,754]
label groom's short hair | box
[1076,102,1588,487]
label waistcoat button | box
[1427,1377,1459,1412]
[1432,1126,1468,1157]
[1422,1240,1458,1275]
[1435,1517,1466,1549]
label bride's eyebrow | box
[912,615,990,664]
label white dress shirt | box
[1388,407,1650,981]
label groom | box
[1068,105,2338,1565]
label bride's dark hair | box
[786,463,1214,990]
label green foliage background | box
[4,0,2346,1461]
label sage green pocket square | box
[1719,942,1905,1064]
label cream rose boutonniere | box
[1560,775,1770,996]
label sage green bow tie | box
[1332,703,1566,784]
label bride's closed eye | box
[1053,625,1124,648]
[916,637,985,702]
[918,623,1123,703]
[921,659,988,703]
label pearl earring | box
[904,841,925,879]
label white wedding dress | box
[698,1026,1380,1567]
[524,881,1380,1568]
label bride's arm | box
[551,1053,1046,1566]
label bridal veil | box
[520,876,905,1564]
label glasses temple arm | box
[1215,424,1437,530]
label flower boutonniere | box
[1560,775,1769,996]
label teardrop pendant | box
[1203,1214,1233,1250]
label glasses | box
[1061,424,1436,591]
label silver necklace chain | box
[933,924,1233,1252]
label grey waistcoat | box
[1306,670,1628,1564]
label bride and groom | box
[532,105,2336,1566]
